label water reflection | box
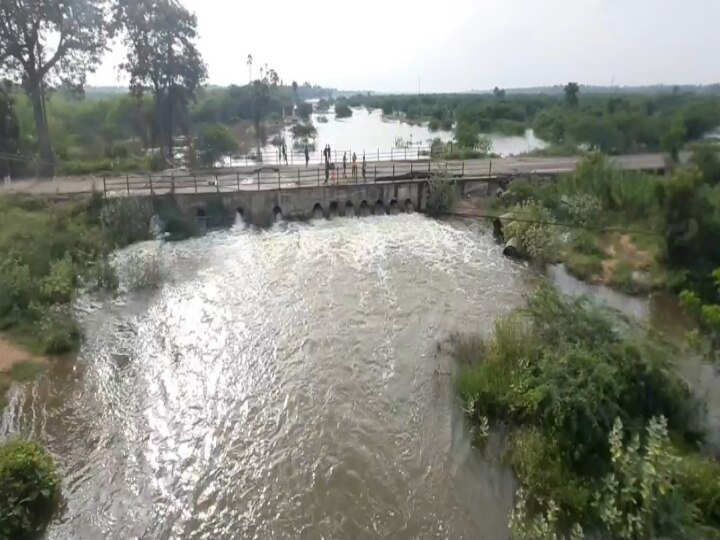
[3,216,526,540]
[259,108,546,162]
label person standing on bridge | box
[304,144,309,166]
[342,152,347,178]
[362,154,366,180]
[327,144,332,164]
[324,157,330,184]
[281,142,288,165]
[352,152,358,180]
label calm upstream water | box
[259,107,547,163]
[2,215,529,540]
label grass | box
[9,361,46,383]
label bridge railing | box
[221,144,466,167]
[101,159,497,197]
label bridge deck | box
[0,153,666,198]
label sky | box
[88,0,720,92]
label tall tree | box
[117,0,206,161]
[0,0,113,176]
[291,80,298,102]
[0,80,20,176]
[246,53,252,84]
[564,82,580,108]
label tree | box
[246,54,252,84]
[335,103,352,118]
[661,120,686,162]
[493,86,506,100]
[564,82,580,108]
[0,80,20,176]
[117,0,207,162]
[455,120,478,148]
[0,0,114,176]
[290,122,317,144]
[291,80,298,102]
[196,123,237,167]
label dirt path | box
[0,336,46,373]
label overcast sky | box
[88,0,719,92]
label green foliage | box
[296,102,313,119]
[10,361,46,383]
[334,103,352,118]
[454,286,707,534]
[504,201,556,264]
[291,122,318,144]
[0,439,61,539]
[38,305,81,354]
[662,120,687,162]
[196,124,238,167]
[597,416,696,539]
[41,255,76,304]
[564,252,603,281]
[101,197,154,247]
[689,144,720,186]
[557,154,660,222]
[454,120,479,148]
[564,82,580,108]
[426,173,458,216]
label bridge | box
[1,153,667,227]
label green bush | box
[426,174,458,216]
[504,201,557,264]
[565,252,603,281]
[0,439,61,540]
[453,286,706,535]
[334,104,352,118]
[101,197,153,248]
[196,124,238,167]
[38,305,81,354]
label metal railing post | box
[377,148,379,161]
[215,175,220,193]
[126,175,130,195]
[462,162,465,177]
[257,170,260,190]
[102,176,107,199]
[277,170,281,190]
[194,174,198,193]
[170,173,175,194]
[391,148,393,160]
[374,165,377,182]
[317,168,320,186]
[392,163,395,178]
[297,169,300,184]
[149,175,153,195]
[236,172,240,191]
[411,162,414,178]
[489,160,492,178]
[404,148,407,160]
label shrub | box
[120,249,165,291]
[0,439,61,539]
[504,201,557,264]
[196,124,238,167]
[334,104,352,118]
[561,194,602,227]
[100,197,153,248]
[453,286,705,535]
[565,252,603,281]
[40,255,75,304]
[426,173,458,216]
[38,305,81,354]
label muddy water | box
[1,216,527,540]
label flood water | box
[254,107,546,164]
[1,215,527,540]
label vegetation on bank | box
[494,148,720,300]
[348,87,720,156]
[0,439,61,539]
[452,286,720,538]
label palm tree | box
[246,54,253,83]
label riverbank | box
[452,285,720,538]
[0,336,48,408]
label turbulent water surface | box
[2,215,529,540]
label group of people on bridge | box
[319,144,366,184]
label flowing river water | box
[2,215,529,540]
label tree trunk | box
[28,82,54,177]
[167,84,174,160]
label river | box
[249,107,547,164]
[2,215,527,540]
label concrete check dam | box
[1,153,667,227]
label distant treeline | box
[346,87,720,153]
